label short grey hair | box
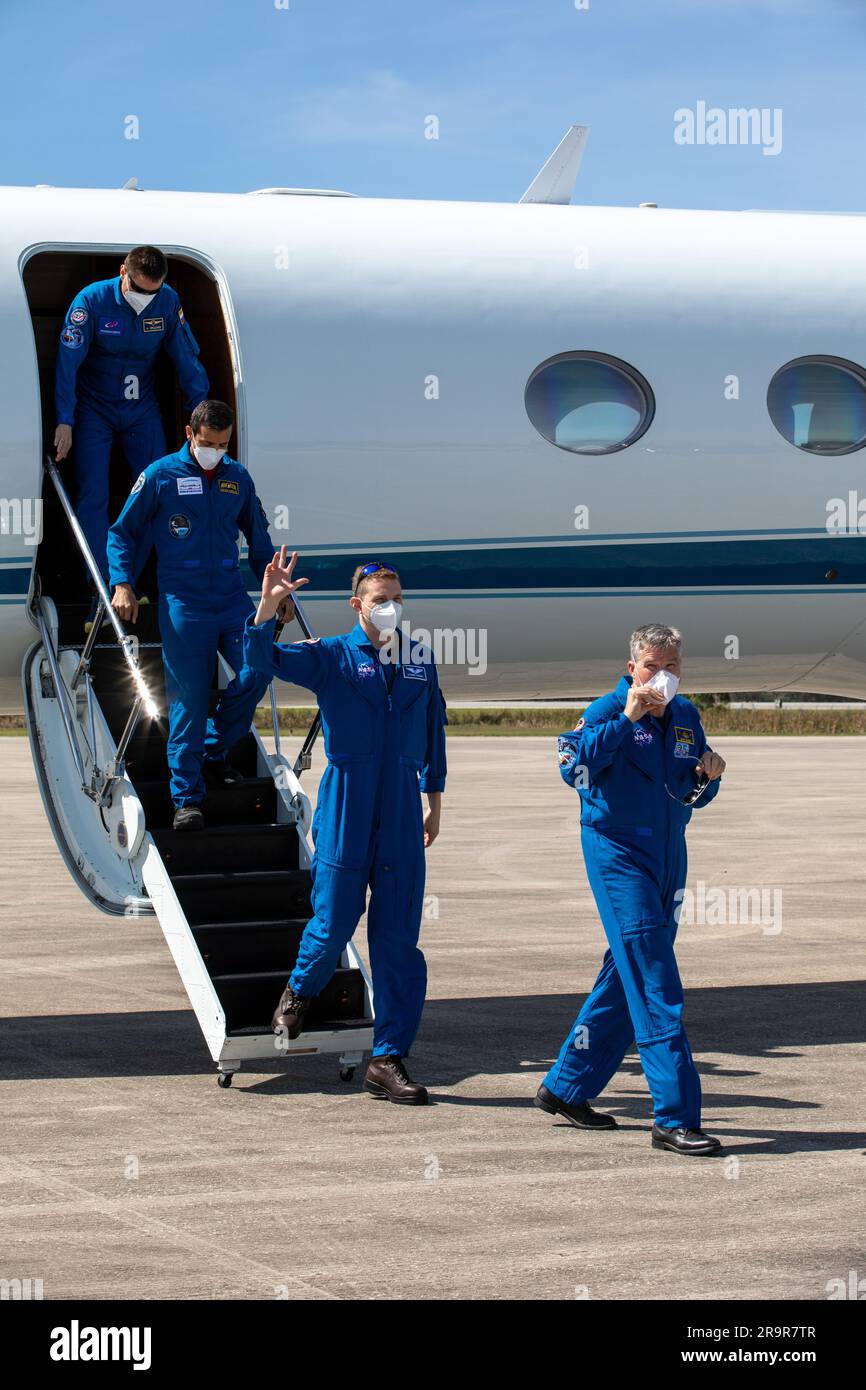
[629,623,682,664]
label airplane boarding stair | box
[22,460,373,1086]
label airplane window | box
[524,351,655,454]
[767,356,866,455]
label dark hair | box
[124,245,168,283]
[190,400,235,434]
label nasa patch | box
[70,308,88,324]
[402,663,428,681]
[169,513,191,539]
[355,662,377,679]
[61,326,84,348]
[131,472,146,495]
[142,317,164,333]
[557,735,576,767]
[633,726,654,746]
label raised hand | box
[256,547,310,624]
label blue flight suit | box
[544,674,721,1130]
[107,444,274,807]
[243,618,448,1057]
[55,277,209,581]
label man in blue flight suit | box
[536,624,726,1157]
[54,246,209,603]
[243,551,447,1105]
[107,400,283,832]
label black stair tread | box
[211,967,353,984]
[171,869,310,889]
[136,774,275,794]
[54,603,162,647]
[191,916,310,933]
[152,823,289,845]
[226,1019,368,1037]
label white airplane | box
[4,127,865,1080]
[3,126,866,709]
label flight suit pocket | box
[312,766,375,870]
[619,922,684,1044]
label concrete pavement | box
[0,736,864,1301]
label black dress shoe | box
[534,1084,618,1129]
[364,1055,428,1105]
[651,1124,722,1156]
[172,805,204,832]
[203,758,244,789]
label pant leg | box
[366,844,427,1057]
[578,826,702,1130]
[204,592,270,761]
[71,402,117,584]
[289,855,369,998]
[118,405,166,589]
[543,947,635,1104]
[160,595,219,808]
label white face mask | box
[122,287,157,314]
[365,600,402,633]
[647,669,680,705]
[192,442,226,471]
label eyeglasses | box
[664,753,710,806]
[127,275,161,295]
[353,561,397,593]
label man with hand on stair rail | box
[243,548,448,1106]
[107,400,292,833]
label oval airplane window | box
[525,351,655,454]
[767,356,866,455]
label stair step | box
[170,868,312,925]
[212,966,366,1034]
[193,918,308,974]
[136,777,278,831]
[55,601,162,647]
[154,823,300,875]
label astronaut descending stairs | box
[24,460,373,1086]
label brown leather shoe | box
[271,983,311,1039]
[364,1055,428,1105]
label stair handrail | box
[38,455,160,796]
[274,591,322,779]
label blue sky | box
[0,0,863,210]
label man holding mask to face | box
[536,624,725,1156]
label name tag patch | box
[674,726,694,744]
[177,476,203,495]
[142,317,164,333]
[218,479,239,494]
[402,664,428,681]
